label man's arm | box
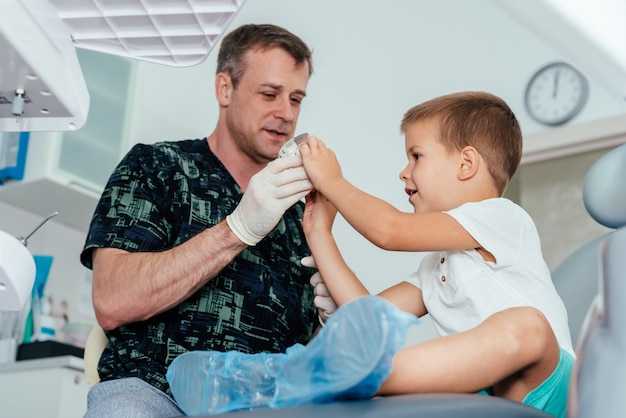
[92,220,245,330]
[93,155,312,330]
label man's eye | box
[412,153,421,160]
[290,96,303,105]
[263,92,277,99]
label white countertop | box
[0,355,84,373]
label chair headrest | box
[583,143,626,229]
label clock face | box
[524,62,589,126]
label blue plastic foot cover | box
[167,295,419,416]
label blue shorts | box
[478,347,574,418]
[522,348,574,418]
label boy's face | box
[399,120,462,213]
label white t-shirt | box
[407,198,574,356]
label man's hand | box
[301,256,337,322]
[227,156,312,246]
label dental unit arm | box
[0,212,57,311]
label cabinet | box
[0,356,88,418]
[0,49,136,231]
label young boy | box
[299,91,574,417]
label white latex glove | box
[227,156,313,246]
[301,256,337,322]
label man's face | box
[224,47,310,163]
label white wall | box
[519,148,614,271]
[123,0,626,342]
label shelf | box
[0,355,84,374]
[0,177,101,231]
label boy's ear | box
[215,73,233,105]
[458,146,479,180]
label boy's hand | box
[299,135,343,194]
[302,191,337,238]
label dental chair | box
[84,144,626,417]
[550,144,626,344]
[553,143,626,418]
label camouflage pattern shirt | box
[80,139,317,396]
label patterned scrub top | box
[80,139,317,396]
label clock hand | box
[552,69,560,98]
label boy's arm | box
[301,137,478,252]
[380,282,426,318]
[302,192,369,307]
[303,192,426,317]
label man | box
[80,24,319,417]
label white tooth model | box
[0,230,35,311]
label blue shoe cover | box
[272,295,419,407]
[167,295,418,415]
[167,349,286,415]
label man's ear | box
[215,73,232,105]
[458,146,479,181]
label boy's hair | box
[217,24,313,88]
[400,91,522,194]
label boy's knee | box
[492,307,556,358]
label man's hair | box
[217,24,313,88]
[400,91,522,194]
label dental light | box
[0,0,246,133]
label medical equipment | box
[0,212,57,311]
[278,133,309,158]
[0,231,34,312]
[0,0,246,132]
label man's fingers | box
[302,256,317,269]
[315,295,337,315]
[313,282,330,297]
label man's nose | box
[274,97,296,121]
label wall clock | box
[524,62,589,126]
